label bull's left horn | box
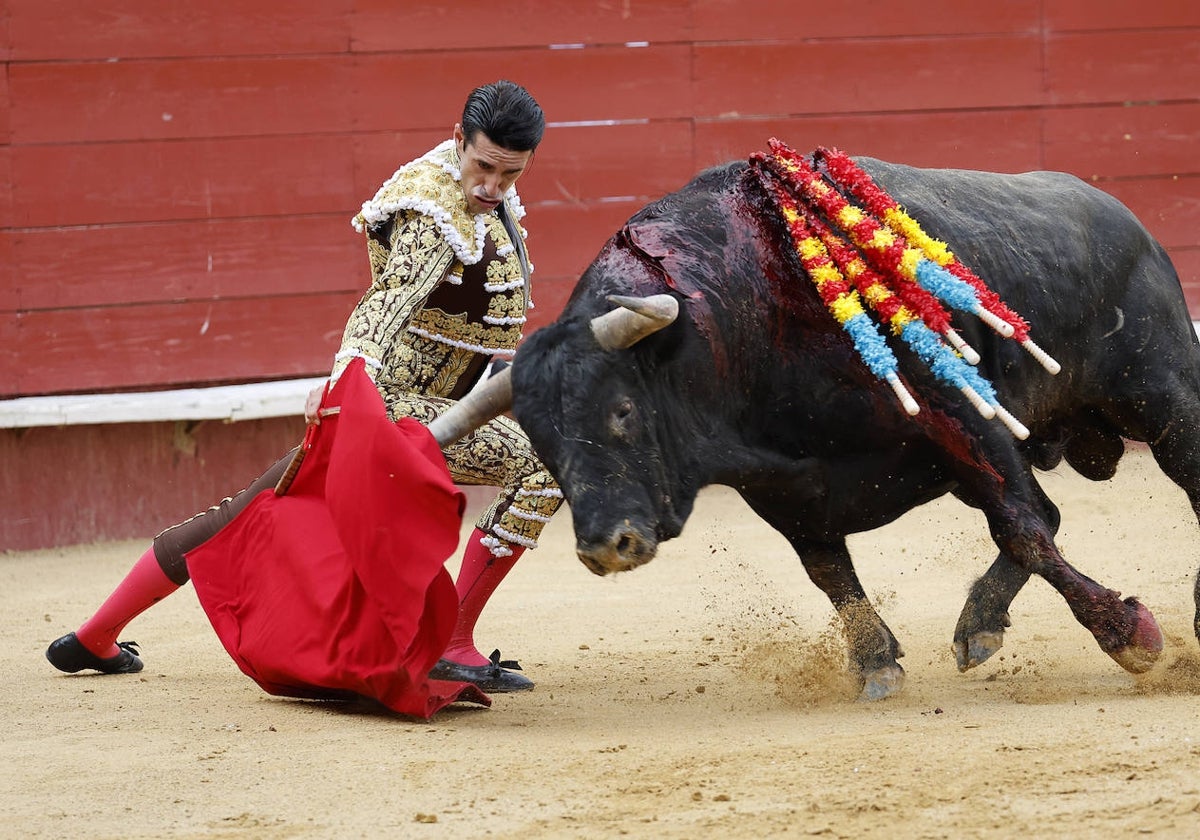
[591,294,680,350]
[427,366,513,447]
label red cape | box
[186,359,489,717]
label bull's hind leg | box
[1139,375,1200,644]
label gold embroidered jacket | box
[333,140,532,411]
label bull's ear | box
[426,365,513,446]
[592,294,680,350]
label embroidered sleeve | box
[332,211,457,381]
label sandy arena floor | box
[4,445,1200,838]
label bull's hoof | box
[857,664,905,701]
[953,630,1005,672]
[1107,599,1163,674]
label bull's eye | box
[609,397,637,440]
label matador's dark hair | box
[461,80,545,152]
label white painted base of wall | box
[0,377,326,428]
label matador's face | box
[453,124,534,216]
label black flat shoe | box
[46,632,144,675]
[428,649,533,693]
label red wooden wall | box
[2,2,1199,551]
[2,1,1198,400]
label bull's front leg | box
[735,450,941,699]
[953,555,1030,670]
[1010,524,1161,672]
[957,467,1163,674]
[950,481,1058,670]
[784,536,906,701]
[798,538,905,700]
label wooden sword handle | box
[273,407,339,496]
[273,445,307,496]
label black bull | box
[438,155,1200,700]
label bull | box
[433,150,1200,700]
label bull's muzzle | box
[575,523,659,576]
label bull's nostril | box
[616,533,635,556]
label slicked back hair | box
[461,80,545,152]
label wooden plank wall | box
[1,2,1199,551]
[2,1,1198,400]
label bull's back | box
[858,158,1188,336]
[857,158,1199,402]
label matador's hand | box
[304,383,327,425]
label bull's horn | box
[428,293,678,445]
[592,294,680,350]
[427,365,513,447]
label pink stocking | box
[75,546,181,658]
[440,529,524,666]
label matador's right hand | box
[304,382,328,426]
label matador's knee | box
[478,469,563,557]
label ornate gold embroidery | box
[335,141,553,556]
[408,308,523,355]
[334,211,456,382]
[354,142,488,264]
[367,237,390,276]
[385,392,563,550]
[490,469,563,547]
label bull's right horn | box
[427,365,513,447]
[429,293,678,446]
[591,294,680,350]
